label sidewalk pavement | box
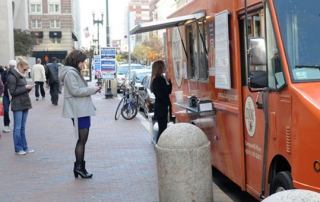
[0,79,234,202]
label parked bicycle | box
[115,83,140,120]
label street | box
[0,80,257,201]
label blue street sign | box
[101,59,116,72]
[94,55,101,72]
[100,47,116,59]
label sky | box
[80,0,129,49]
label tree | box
[132,35,164,64]
[117,51,129,63]
[81,47,92,57]
[14,29,36,56]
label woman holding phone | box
[151,60,172,143]
[59,50,100,178]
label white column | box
[0,0,15,65]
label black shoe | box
[73,161,93,178]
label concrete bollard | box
[262,189,320,202]
[156,123,213,202]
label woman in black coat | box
[7,57,34,155]
[151,60,172,142]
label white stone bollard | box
[156,123,213,202]
[262,189,320,202]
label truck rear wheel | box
[270,171,294,194]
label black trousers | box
[157,117,168,142]
[35,81,45,98]
[49,81,59,105]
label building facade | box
[28,0,78,63]
[128,0,150,46]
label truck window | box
[265,4,285,90]
[186,20,208,81]
[239,11,266,86]
[274,0,320,82]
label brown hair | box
[16,56,29,68]
[64,50,87,71]
[150,60,165,93]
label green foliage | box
[81,47,92,57]
[14,29,36,56]
[116,51,129,62]
[132,34,164,64]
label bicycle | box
[115,83,140,120]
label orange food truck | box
[130,0,320,199]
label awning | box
[49,31,62,38]
[130,11,206,35]
[72,32,78,41]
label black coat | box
[2,70,10,97]
[7,68,32,112]
[46,62,60,84]
[152,76,172,118]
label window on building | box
[30,4,41,13]
[31,20,42,28]
[49,4,60,13]
[51,38,61,44]
[36,38,43,44]
[50,20,60,28]
[186,20,208,81]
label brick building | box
[28,0,78,63]
[128,0,150,45]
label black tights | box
[75,128,89,163]
[157,117,167,142]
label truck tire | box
[270,171,294,194]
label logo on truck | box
[172,27,183,88]
[245,96,256,137]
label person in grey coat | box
[59,50,100,178]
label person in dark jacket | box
[46,57,60,105]
[151,60,172,143]
[2,60,16,133]
[7,56,34,155]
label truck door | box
[239,10,265,195]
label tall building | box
[28,0,78,63]
[128,0,150,46]
[0,0,29,65]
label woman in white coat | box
[59,50,100,178]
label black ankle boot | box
[73,161,93,178]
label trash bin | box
[155,123,213,201]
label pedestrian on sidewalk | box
[0,69,4,138]
[2,61,16,133]
[46,57,60,105]
[151,60,172,143]
[32,58,46,101]
[59,50,100,178]
[7,56,35,155]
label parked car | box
[116,64,142,92]
[137,74,155,117]
[121,69,151,92]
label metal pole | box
[106,0,110,47]
[128,11,131,84]
[105,0,113,98]
[97,24,100,55]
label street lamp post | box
[92,12,103,55]
[105,0,113,99]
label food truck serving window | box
[186,20,208,81]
